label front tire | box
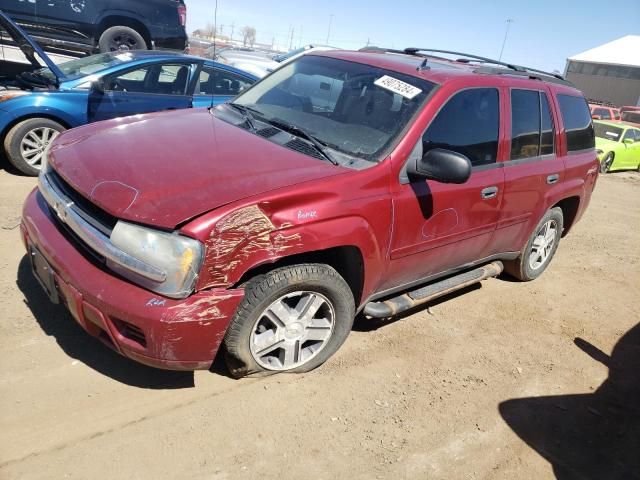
[223,264,355,378]
[3,118,64,176]
[600,152,614,173]
[504,207,564,282]
[98,26,147,52]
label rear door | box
[492,87,566,254]
[88,61,195,122]
[191,65,255,108]
[383,87,506,290]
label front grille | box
[47,170,117,235]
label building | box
[565,35,640,107]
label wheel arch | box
[234,246,365,307]
[1,114,71,143]
[553,196,580,237]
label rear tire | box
[504,207,564,282]
[223,264,355,378]
[3,118,64,176]
[98,26,147,52]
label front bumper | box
[21,188,244,370]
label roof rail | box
[403,47,567,82]
[473,66,574,87]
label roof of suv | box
[313,49,581,93]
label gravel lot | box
[1,166,638,480]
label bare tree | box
[241,26,256,47]
[202,22,216,39]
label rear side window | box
[558,95,595,152]
[423,88,500,167]
[510,89,556,160]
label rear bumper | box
[21,188,244,370]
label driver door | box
[88,62,195,123]
[381,87,506,290]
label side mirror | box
[408,148,472,184]
[91,78,106,94]
[623,138,634,145]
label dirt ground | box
[0,166,638,480]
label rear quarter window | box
[558,95,595,152]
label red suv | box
[21,48,599,376]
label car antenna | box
[210,0,219,110]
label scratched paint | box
[161,295,232,323]
[203,205,302,286]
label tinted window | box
[510,90,555,159]
[511,90,540,159]
[423,88,499,166]
[540,93,555,155]
[197,67,253,96]
[593,123,623,141]
[104,63,192,95]
[557,95,595,151]
[593,107,611,120]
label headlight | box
[109,221,204,298]
[0,91,29,103]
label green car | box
[594,120,640,173]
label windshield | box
[38,52,135,82]
[232,55,435,162]
[594,123,623,142]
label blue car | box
[0,11,257,175]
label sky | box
[185,0,640,73]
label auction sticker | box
[374,75,422,99]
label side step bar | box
[363,261,504,318]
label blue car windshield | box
[38,52,135,82]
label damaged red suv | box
[21,48,599,377]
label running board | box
[363,261,504,318]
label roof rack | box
[360,46,573,86]
[403,48,569,82]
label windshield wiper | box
[226,102,257,131]
[261,117,339,166]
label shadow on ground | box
[500,323,640,479]
[16,255,195,389]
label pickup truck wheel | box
[504,207,564,282]
[600,152,614,173]
[4,118,64,176]
[99,26,147,52]
[223,264,355,378]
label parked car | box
[589,103,620,121]
[594,120,640,172]
[21,47,598,376]
[214,44,340,78]
[620,110,640,126]
[0,1,187,54]
[0,12,257,175]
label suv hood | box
[0,10,64,82]
[48,108,344,229]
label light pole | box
[212,0,219,57]
[326,14,334,44]
[498,18,513,61]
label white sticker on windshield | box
[374,75,422,99]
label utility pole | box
[289,26,294,49]
[298,25,303,48]
[230,21,235,42]
[326,14,334,44]
[499,18,513,61]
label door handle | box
[481,186,498,199]
[547,174,560,184]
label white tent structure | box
[565,35,640,106]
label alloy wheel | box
[529,219,558,271]
[250,291,335,371]
[20,127,59,168]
